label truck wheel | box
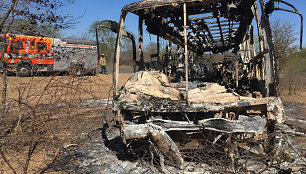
[72,66,83,76]
[17,64,32,77]
[90,69,97,76]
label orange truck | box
[0,34,97,76]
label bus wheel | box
[17,64,31,77]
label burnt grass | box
[43,106,162,174]
[0,71,305,173]
[1,98,304,173]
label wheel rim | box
[18,66,30,76]
[76,68,81,75]
[20,67,29,74]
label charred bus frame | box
[111,0,303,169]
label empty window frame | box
[0,37,8,52]
[10,40,24,52]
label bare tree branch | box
[0,146,17,174]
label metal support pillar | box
[138,15,144,70]
[113,12,127,97]
[183,3,189,103]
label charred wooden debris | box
[108,0,304,171]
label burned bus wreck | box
[111,0,303,170]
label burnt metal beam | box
[183,3,189,103]
[215,9,225,46]
[138,15,145,71]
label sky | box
[60,0,306,47]
[60,0,138,38]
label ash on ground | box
[47,102,305,174]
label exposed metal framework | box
[123,0,255,54]
[109,0,303,171]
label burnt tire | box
[17,64,32,77]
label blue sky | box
[60,0,137,38]
[60,0,306,47]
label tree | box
[271,18,298,68]
[6,19,61,37]
[0,1,74,173]
[1,0,73,111]
[0,0,73,35]
[88,20,135,65]
[88,21,117,65]
[144,42,158,62]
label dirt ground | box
[2,72,132,102]
[0,70,305,173]
[279,71,306,104]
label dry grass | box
[1,73,132,104]
[0,72,133,173]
